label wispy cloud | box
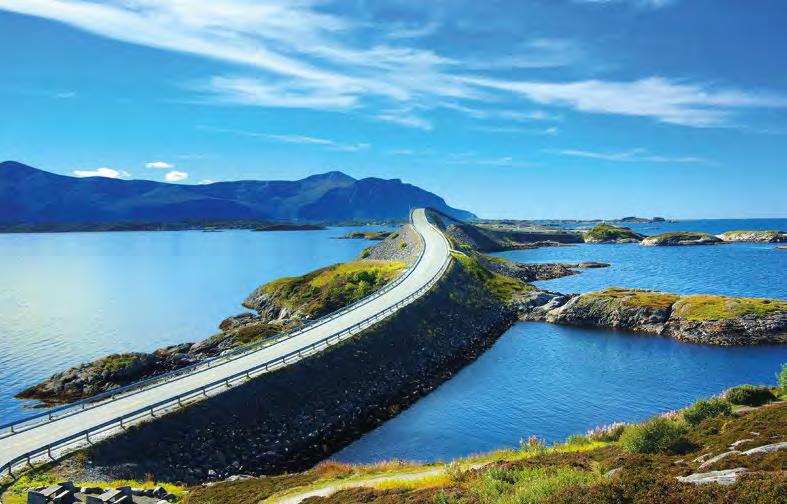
[1,0,782,131]
[460,76,785,127]
[576,0,675,8]
[73,167,130,178]
[164,170,188,182]
[478,126,559,136]
[201,125,370,151]
[446,152,535,168]
[145,161,173,169]
[549,147,709,164]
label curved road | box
[0,209,451,474]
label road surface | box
[0,208,451,474]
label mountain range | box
[0,161,475,225]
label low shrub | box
[779,363,787,391]
[724,384,776,406]
[619,417,690,454]
[399,241,408,249]
[565,434,592,446]
[586,422,627,442]
[682,397,732,425]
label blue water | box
[494,242,787,298]
[548,217,787,236]
[337,323,787,464]
[336,218,787,464]
[0,227,386,422]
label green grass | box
[645,231,718,242]
[96,353,139,372]
[582,287,679,310]
[619,417,691,454]
[673,295,787,321]
[469,465,603,504]
[719,230,780,239]
[257,260,405,318]
[584,224,641,242]
[452,253,528,301]
[339,231,391,240]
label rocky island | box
[718,230,787,243]
[336,230,392,240]
[583,223,646,243]
[641,231,723,246]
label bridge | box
[0,208,452,477]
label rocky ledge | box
[583,223,646,244]
[641,232,723,247]
[717,230,787,243]
[518,287,787,345]
[480,255,609,283]
[336,230,391,240]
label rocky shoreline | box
[517,287,787,345]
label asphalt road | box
[0,208,451,472]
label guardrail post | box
[202,387,207,397]
[85,431,92,444]
[120,417,125,430]
[47,445,55,461]
[150,406,155,418]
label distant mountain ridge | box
[0,161,476,224]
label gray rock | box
[729,439,754,449]
[604,467,621,478]
[677,468,747,485]
[26,491,48,504]
[742,441,787,455]
[698,450,740,470]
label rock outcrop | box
[517,287,787,345]
[583,224,646,244]
[717,230,787,243]
[641,232,723,246]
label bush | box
[682,397,732,425]
[565,434,591,446]
[724,384,776,406]
[586,422,627,442]
[619,418,690,454]
[779,363,787,391]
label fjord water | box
[336,219,787,463]
[0,227,380,422]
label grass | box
[584,224,641,242]
[582,287,679,310]
[338,231,391,240]
[228,322,285,346]
[95,353,140,372]
[469,465,603,504]
[256,260,405,318]
[452,253,528,301]
[719,230,781,238]
[673,295,787,321]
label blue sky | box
[0,0,785,219]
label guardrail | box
[0,211,425,439]
[0,209,452,478]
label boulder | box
[676,468,747,485]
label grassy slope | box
[584,224,642,242]
[254,260,405,318]
[182,382,786,504]
[581,287,787,321]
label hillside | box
[0,161,475,225]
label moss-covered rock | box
[641,232,723,246]
[584,224,645,244]
[336,231,392,240]
[717,230,787,243]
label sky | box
[0,0,785,219]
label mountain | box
[0,161,476,224]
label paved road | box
[0,208,451,473]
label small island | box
[336,230,392,240]
[641,231,723,246]
[717,230,787,243]
[583,223,646,243]
[252,224,327,231]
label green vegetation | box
[400,241,408,249]
[452,253,528,301]
[228,323,285,346]
[583,224,642,242]
[649,231,716,240]
[258,260,405,318]
[95,353,139,372]
[618,417,691,454]
[583,287,679,310]
[359,247,372,259]
[780,364,787,390]
[724,385,777,407]
[468,465,603,503]
[719,230,782,240]
[673,295,787,321]
[338,231,391,240]
[682,397,732,425]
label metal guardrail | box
[0,210,452,478]
[0,210,425,439]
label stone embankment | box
[517,287,787,345]
[83,252,518,483]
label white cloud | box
[145,161,173,169]
[197,179,215,185]
[460,76,785,127]
[576,0,675,7]
[376,109,433,130]
[72,167,130,178]
[549,147,709,164]
[164,170,188,182]
[1,0,782,131]
[446,152,535,168]
[478,126,560,135]
[201,125,370,152]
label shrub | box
[619,417,690,454]
[724,384,776,406]
[779,363,787,391]
[682,397,732,425]
[565,434,591,446]
[586,422,627,442]
[400,241,408,248]
[359,248,371,259]
[519,435,547,454]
